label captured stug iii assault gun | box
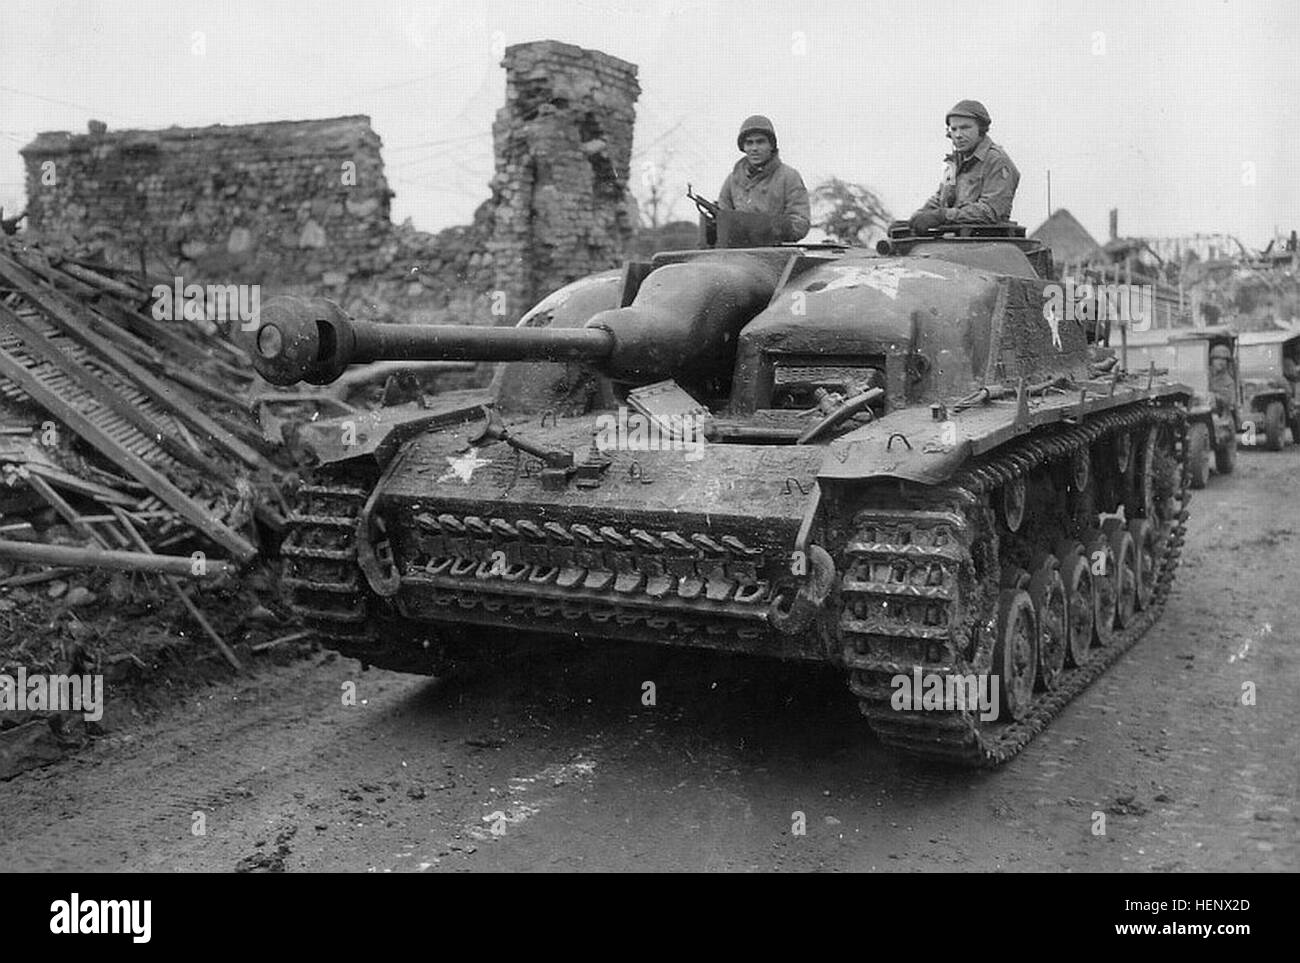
[251,220,1192,766]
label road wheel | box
[1215,430,1237,474]
[1187,422,1211,488]
[1103,519,1138,628]
[1126,428,1156,519]
[1127,519,1157,611]
[993,588,1038,722]
[1056,543,1094,668]
[1265,401,1286,451]
[1028,555,1067,691]
[1087,532,1117,647]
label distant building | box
[1030,209,1104,268]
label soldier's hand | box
[909,209,947,233]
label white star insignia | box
[438,449,493,484]
[819,264,945,300]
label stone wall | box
[20,116,392,289]
[19,40,642,326]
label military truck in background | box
[1237,331,1300,450]
[1125,327,1239,487]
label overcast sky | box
[2,0,1296,247]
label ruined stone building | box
[18,40,642,325]
[20,116,391,285]
[487,40,640,317]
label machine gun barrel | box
[250,296,614,386]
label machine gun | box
[686,184,778,249]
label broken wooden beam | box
[0,539,237,577]
[0,565,74,588]
[0,341,257,563]
[0,303,233,482]
[0,254,266,470]
[24,473,110,548]
[111,508,242,672]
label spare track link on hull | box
[844,403,1190,767]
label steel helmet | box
[737,115,778,151]
[946,100,992,127]
[1210,344,1232,360]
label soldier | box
[1209,344,1238,414]
[909,100,1020,233]
[1283,344,1300,382]
[717,115,810,244]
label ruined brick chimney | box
[486,41,640,319]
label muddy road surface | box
[2,449,1297,873]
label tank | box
[254,222,1192,766]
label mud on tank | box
[251,221,1192,766]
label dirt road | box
[2,449,1297,873]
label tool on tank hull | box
[254,221,1191,766]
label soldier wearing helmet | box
[1209,343,1238,415]
[909,100,1020,233]
[717,115,810,243]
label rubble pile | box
[0,239,289,634]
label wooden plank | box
[0,255,266,469]
[110,508,243,672]
[0,341,256,562]
[0,566,74,588]
[24,473,110,547]
[57,260,150,302]
[0,538,237,577]
[0,303,230,480]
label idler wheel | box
[992,588,1038,721]
[1055,540,1094,668]
[1086,532,1117,646]
[1028,554,1067,691]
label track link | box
[844,402,1190,766]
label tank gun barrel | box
[250,296,614,386]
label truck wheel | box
[1215,431,1237,474]
[1187,422,1211,489]
[1265,401,1286,451]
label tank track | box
[280,466,444,673]
[281,470,372,634]
[844,403,1190,766]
